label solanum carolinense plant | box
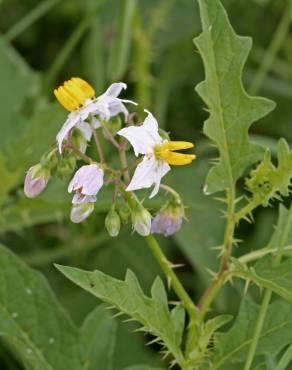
[1,0,292,369]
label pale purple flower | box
[151,202,184,236]
[24,165,49,198]
[68,164,104,204]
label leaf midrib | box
[198,0,234,188]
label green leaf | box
[206,299,292,369]
[0,244,116,370]
[55,265,185,367]
[232,256,292,304]
[246,139,292,206]
[194,0,275,194]
[232,205,292,303]
[0,243,81,369]
[80,305,117,370]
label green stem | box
[119,149,130,183]
[249,1,292,95]
[238,244,292,264]
[64,144,93,164]
[275,343,292,370]
[92,129,105,163]
[243,290,272,370]
[243,204,292,370]
[4,0,60,42]
[235,199,261,224]
[144,234,199,321]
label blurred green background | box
[0,0,290,368]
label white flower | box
[54,78,136,153]
[118,110,196,198]
[68,164,104,204]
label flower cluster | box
[24,77,196,237]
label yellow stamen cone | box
[54,77,96,112]
[54,87,79,112]
[160,151,196,165]
[162,141,194,151]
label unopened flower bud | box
[24,164,50,198]
[151,199,185,236]
[118,203,131,224]
[131,203,152,236]
[105,207,121,237]
[70,202,94,223]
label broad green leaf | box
[205,299,292,369]
[0,244,116,370]
[0,243,81,369]
[194,0,275,194]
[80,305,117,370]
[246,139,292,207]
[56,265,185,367]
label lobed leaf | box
[55,264,185,367]
[194,0,275,194]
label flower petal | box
[117,110,162,156]
[68,164,104,196]
[76,121,92,141]
[70,203,94,223]
[56,112,81,153]
[72,192,96,204]
[126,155,170,198]
[103,82,127,97]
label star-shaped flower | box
[118,110,196,198]
[54,78,136,153]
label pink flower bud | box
[151,200,184,236]
[24,165,49,198]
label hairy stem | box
[64,144,93,164]
[145,234,199,322]
[197,187,236,320]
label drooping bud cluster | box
[24,77,195,238]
